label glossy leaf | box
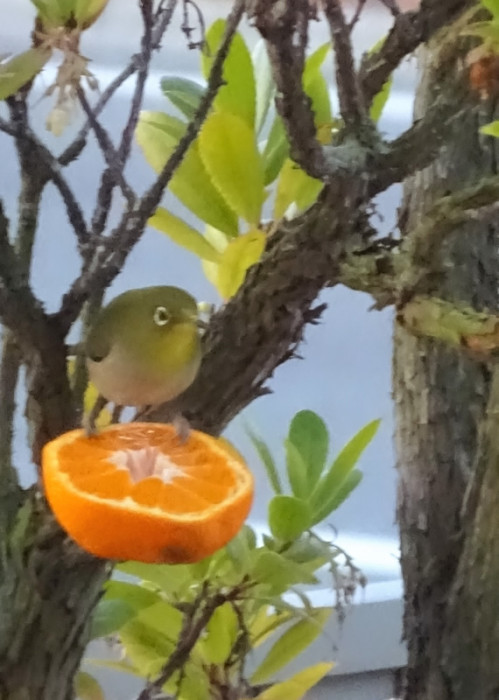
[252,551,317,594]
[288,410,329,491]
[136,111,238,236]
[90,598,135,639]
[246,427,282,494]
[285,439,309,498]
[268,495,312,541]
[250,607,294,648]
[74,672,105,700]
[215,229,265,298]
[481,121,499,137]
[202,20,256,127]
[312,469,363,524]
[120,619,174,677]
[149,207,220,262]
[135,601,183,641]
[160,76,204,120]
[199,602,238,664]
[310,419,380,521]
[482,0,499,17]
[0,48,51,100]
[251,608,331,683]
[116,561,192,595]
[253,662,334,700]
[302,44,332,127]
[102,580,162,611]
[263,116,289,185]
[462,21,499,42]
[370,75,392,122]
[253,39,275,133]
[367,39,392,123]
[199,112,265,224]
[274,159,323,220]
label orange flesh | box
[42,423,254,563]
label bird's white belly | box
[87,346,200,407]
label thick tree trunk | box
[0,492,109,700]
[394,21,499,700]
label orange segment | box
[42,423,254,564]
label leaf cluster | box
[81,410,379,700]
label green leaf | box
[288,410,329,491]
[102,580,162,611]
[90,598,135,639]
[303,43,332,127]
[251,608,331,683]
[310,419,380,523]
[246,426,282,494]
[282,535,333,565]
[481,120,499,138]
[367,39,392,123]
[252,551,318,594]
[160,76,204,120]
[120,619,174,677]
[462,21,499,42]
[135,601,183,642]
[199,112,265,224]
[370,75,392,122]
[149,208,221,262]
[199,602,238,664]
[274,159,323,220]
[285,439,309,498]
[263,116,289,185]
[215,229,265,298]
[0,48,51,100]
[312,469,363,523]
[253,662,334,700]
[136,111,238,236]
[253,39,275,134]
[201,20,256,127]
[250,607,294,648]
[482,0,499,17]
[268,495,312,542]
[74,671,105,700]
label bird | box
[83,286,203,434]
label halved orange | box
[42,423,254,564]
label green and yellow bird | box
[85,286,202,428]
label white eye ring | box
[154,306,170,326]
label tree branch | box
[359,0,475,106]
[137,583,246,700]
[0,115,89,254]
[58,0,178,168]
[322,0,366,132]
[248,0,331,180]
[56,0,246,334]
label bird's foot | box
[172,414,191,443]
[83,394,108,436]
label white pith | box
[109,446,188,484]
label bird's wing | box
[85,321,111,363]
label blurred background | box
[0,1,420,697]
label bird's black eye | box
[153,306,170,326]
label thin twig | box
[58,0,178,167]
[137,583,246,700]
[83,0,157,236]
[57,0,246,333]
[76,87,136,215]
[0,115,89,254]
[348,0,368,32]
[323,0,366,131]
[359,0,473,106]
[248,0,330,179]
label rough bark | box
[393,21,499,700]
